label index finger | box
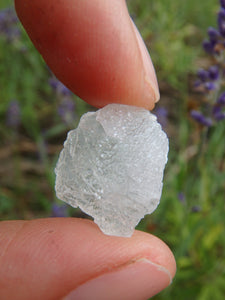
[15,0,159,109]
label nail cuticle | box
[63,257,172,300]
[135,258,173,284]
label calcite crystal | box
[55,104,169,237]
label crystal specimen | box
[55,104,169,237]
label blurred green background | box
[0,0,224,299]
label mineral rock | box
[55,104,169,237]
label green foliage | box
[128,0,218,90]
[1,0,225,299]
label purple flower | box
[57,98,76,125]
[6,100,21,129]
[190,110,213,127]
[213,97,225,121]
[191,205,201,213]
[0,7,20,42]
[48,77,58,90]
[208,65,219,81]
[49,76,77,125]
[51,203,68,217]
[218,8,225,37]
[49,77,72,96]
[154,107,168,129]
[221,0,225,9]
[192,3,225,127]
[208,27,220,42]
[202,39,216,54]
[214,110,225,121]
[204,81,216,91]
[213,105,221,115]
[194,79,202,88]
[195,67,218,94]
[197,69,209,81]
[202,6,225,55]
[178,192,186,204]
[217,92,225,105]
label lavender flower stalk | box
[51,203,68,217]
[49,76,77,126]
[191,1,225,126]
[0,7,20,43]
[6,100,21,129]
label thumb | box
[15,0,159,109]
[0,218,176,299]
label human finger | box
[0,218,176,299]
[15,0,159,109]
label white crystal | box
[55,104,169,237]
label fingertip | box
[64,258,172,300]
[15,0,159,110]
[132,229,176,280]
[129,18,160,106]
[0,218,175,299]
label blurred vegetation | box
[0,0,225,299]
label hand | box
[1,1,176,299]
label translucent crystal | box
[55,104,169,237]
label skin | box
[0,1,176,298]
[0,219,176,299]
[14,0,159,109]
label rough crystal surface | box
[55,104,169,237]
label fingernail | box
[63,258,172,300]
[131,19,160,104]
